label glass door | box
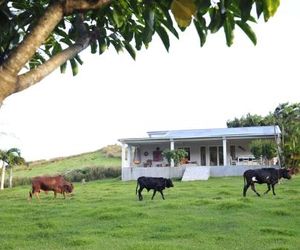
[200,147,206,166]
[209,146,218,166]
[209,146,223,166]
[218,146,223,165]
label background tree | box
[274,102,300,167]
[0,0,280,103]
[6,148,25,188]
[0,149,9,190]
[228,102,300,168]
[250,139,276,165]
[0,148,25,189]
[226,113,274,127]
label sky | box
[0,0,299,161]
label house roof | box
[119,126,281,144]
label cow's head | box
[165,178,174,188]
[64,182,74,193]
[280,168,292,180]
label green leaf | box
[97,38,107,54]
[124,42,136,60]
[159,10,179,39]
[263,0,280,21]
[60,38,73,46]
[193,18,207,47]
[70,58,78,76]
[142,6,155,45]
[60,62,67,74]
[90,40,97,54]
[155,25,170,52]
[52,43,62,55]
[171,0,196,29]
[197,0,211,15]
[223,12,234,47]
[142,25,154,46]
[236,20,257,45]
[55,28,68,38]
[134,32,143,50]
[208,8,223,34]
[144,7,155,30]
[255,0,264,18]
[74,55,83,65]
[112,8,124,28]
[239,0,254,21]
[111,40,123,53]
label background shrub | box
[100,144,122,158]
[63,166,121,183]
[5,166,121,187]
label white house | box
[119,126,281,181]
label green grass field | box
[14,150,121,178]
[1,175,299,250]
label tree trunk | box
[1,163,6,190]
[9,167,13,188]
[0,0,112,104]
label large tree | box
[0,0,280,103]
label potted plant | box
[162,149,188,166]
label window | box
[230,145,236,159]
[153,147,163,161]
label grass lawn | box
[14,151,121,178]
[1,175,299,250]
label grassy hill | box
[14,149,121,178]
[1,176,299,249]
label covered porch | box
[119,126,281,181]
[121,138,263,168]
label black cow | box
[243,168,291,197]
[136,176,174,201]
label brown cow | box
[29,175,73,200]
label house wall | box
[121,165,279,181]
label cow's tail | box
[29,190,32,200]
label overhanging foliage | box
[0,0,280,103]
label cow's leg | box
[264,184,271,194]
[159,190,165,200]
[34,191,40,200]
[250,184,260,197]
[54,191,57,198]
[243,183,250,197]
[271,184,276,196]
[151,190,157,200]
[138,187,144,201]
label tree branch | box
[2,1,64,75]
[64,0,112,14]
[17,36,90,92]
[0,0,112,103]
[17,13,91,92]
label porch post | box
[127,145,132,167]
[222,137,227,166]
[170,139,175,167]
[121,143,126,168]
